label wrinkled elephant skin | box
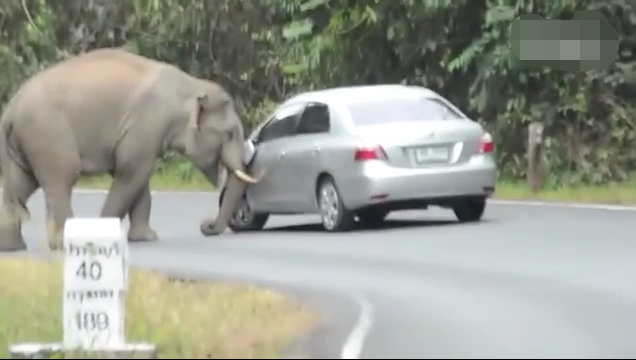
[0,48,260,251]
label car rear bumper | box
[338,155,497,210]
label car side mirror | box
[243,139,256,165]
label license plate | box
[415,146,449,163]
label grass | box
[495,179,636,205]
[74,171,636,205]
[77,169,212,192]
[0,256,318,358]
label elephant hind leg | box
[32,166,79,251]
[33,163,79,251]
[41,183,76,250]
[127,182,158,242]
[0,161,39,252]
[20,111,81,250]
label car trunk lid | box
[353,119,485,168]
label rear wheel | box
[219,188,269,233]
[317,177,355,232]
[356,207,389,227]
[453,196,486,223]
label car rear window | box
[346,97,466,126]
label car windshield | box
[346,97,466,126]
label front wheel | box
[219,189,269,233]
[452,196,486,223]
[317,177,355,232]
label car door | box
[246,102,306,212]
[283,102,332,212]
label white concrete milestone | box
[8,217,158,359]
[63,217,127,349]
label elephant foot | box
[0,224,27,252]
[47,234,64,251]
[200,220,225,237]
[48,241,63,251]
[128,225,159,243]
[0,209,27,252]
[46,220,63,251]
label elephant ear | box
[188,94,206,132]
[188,93,231,131]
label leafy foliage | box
[0,0,634,187]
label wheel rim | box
[319,183,340,230]
[231,198,253,228]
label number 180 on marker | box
[63,290,123,349]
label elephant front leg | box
[127,182,158,242]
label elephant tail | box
[0,88,19,176]
[0,109,10,176]
[0,107,14,174]
[0,89,31,175]
[0,118,30,176]
[0,112,32,221]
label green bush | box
[1,0,634,188]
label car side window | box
[296,103,331,135]
[256,103,305,143]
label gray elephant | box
[0,48,260,252]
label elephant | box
[0,48,260,252]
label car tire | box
[356,207,389,227]
[316,177,355,232]
[453,196,486,223]
[219,188,269,233]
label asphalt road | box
[17,190,636,359]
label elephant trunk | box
[220,137,263,184]
[210,172,248,234]
[200,130,267,236]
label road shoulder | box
[163,270,368,359]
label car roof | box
[284,84,441,107]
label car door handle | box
[312,147,320,154]
[277,151,286,159]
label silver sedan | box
[220,84,497,232]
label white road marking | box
[340,295,374,359]
[489,199,636,211]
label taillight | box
[478,132,494,153]
[354,144,387,161]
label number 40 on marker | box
[75,260,103,281]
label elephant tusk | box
[233,169,260,184]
